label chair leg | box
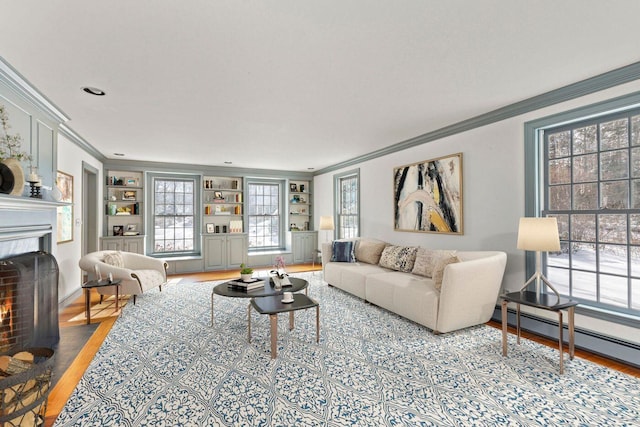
[159,285,162,292]
[99,295,103,304]
[133,295,137,305]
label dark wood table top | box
[82,278,122,289]
[250,293,318,315]
[502,291,578,310]
[213,276,308,298]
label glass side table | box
[501,291,578,374]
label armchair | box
[79,250,168,304]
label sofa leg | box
[159,285,162,292]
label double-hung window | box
[247,180,283,249]
[334,169,360,239]
[149,174,198,256]
[543,109,640,316]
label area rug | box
[54,273,640,426]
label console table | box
[501,291,578,374]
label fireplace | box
[0,252,59,351]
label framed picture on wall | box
[393,152,463,234]
[56,170,73,243]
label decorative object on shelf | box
[213,191,224,200]
[113,225,124,236]
[206,223,215,233]
[300,184,305,192]
[0,162,15,194]
[517,217,562,300]
[0,104,32,196]
[57,170,74,243]
[393,152,463,235]
[319,215,334,243]
[122,190,136,201]
[240,263,253,282]
[290,183,298,192]
[124,224,139,236]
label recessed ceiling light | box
[82,86,106,96]
[113,153,125,156]
[224,161,232,164]
[307,167,315,170]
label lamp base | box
[519,272,560,302]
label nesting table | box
[248,293,320,359]
[501,291,578,374]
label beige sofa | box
[79,251,168,304]
[321,239,507,334]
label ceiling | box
[2,1,640,172]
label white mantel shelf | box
[0,194,70,210]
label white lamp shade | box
[319,215,335,230]
[517,217,561,252]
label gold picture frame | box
[393,153,463,234]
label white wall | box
[314,80,640,345]
[56,134,103,303]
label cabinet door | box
[123,237,144,254]
[292,233,305,263]
[204,236,226,270]
[227,234,247,268]
[302,233,317,262]
[101,238,122,251]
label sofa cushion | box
[379,245,418,272]
[103,251,124,268]
[412,249,457,278]
[355,239,387,265]
[331,240,356,262]
[432,255,461,290]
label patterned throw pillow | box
[355,239,387,265]
[412,249,457,278]
[432,255,460,290]
[103,251,124,268]
[331,241,356,263]
[379,245,418,272]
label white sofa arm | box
[435,252,507,333]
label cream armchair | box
[79,250,168,304]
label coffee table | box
[248,293,320,359]
[210,276,308,326]
[81,278,122,325]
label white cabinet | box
[203,234,248,270]
[292,231,317,263]
[100,236,144,254]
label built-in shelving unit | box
[101,170,145,253]
[288,179,312,231]
[202,176,244,234]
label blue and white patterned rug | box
[54,272,640,426]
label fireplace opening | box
[0,252,59,352]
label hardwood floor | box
[44,265,639,425]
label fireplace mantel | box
[0,194,69,211]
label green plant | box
[240,263,253,275]
[0,104,32,162]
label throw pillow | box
[331,241,356,263]
[103,251,124,268]
[412,249,457,278]
[379,245,418,272]
[355,239,387,265]
[432,255,460,290]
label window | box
[150,175,197,255]
[247,181,283,249]
[543,109,640,316]
[334,170,360,239]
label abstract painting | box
[393,153,463,234]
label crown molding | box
[315,61,640,176]
[0,56,70,124]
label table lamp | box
[319,215,334,244]
[517,217,561,300]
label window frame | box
[246,179,285,251]
[333,169,360,240]
[525,91,640,327]
[146,172,200,257]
